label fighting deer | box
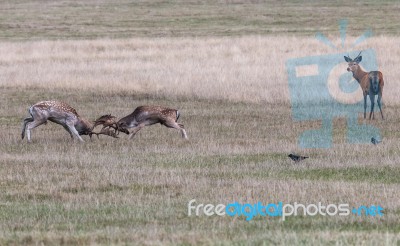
[116,106,188,140]
[21,101,118,142]
[344,52,384,119]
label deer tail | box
[176,110,181,122]
[369,72,380,94]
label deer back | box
[32,101,93,134]
[33,101,79,116]
[133,106,178,122]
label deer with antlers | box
[344,52,384,120]
[21,101,118,142]
[114,106,188,140]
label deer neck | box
[76,117,94,134]
[352,66,368,84]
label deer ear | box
[354,56,362,63]
[344,56,352,62]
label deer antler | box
[93,114,129,136]
[90,127,119,139]
[94,114,117,129]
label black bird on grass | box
[288,154,309,162]
[371,137,381,145]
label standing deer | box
[344,52,384,119]
[21,101,118,142]
[116,106,188,140]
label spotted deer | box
[21,101,118,142]
[344,52,384,119]
[116,106,188,140]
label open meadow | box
[1,0,400,245]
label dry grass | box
[1,36,400,105]
[1,36,400,244]
[1,0,400,244]
[2,87,400,245]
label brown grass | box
[1,36,400,244]
[1,36,400,104]
[2,0,400,244]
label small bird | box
[288,154,309,162]
[371,137,381,145]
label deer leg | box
[62,125,74,139]
[362,93,367,119]
[26,119,47,142]
[163,121,188,139]
[377,92,384,119]
[66,121,84,142]
[178,123,188,139]
[21,117,34,139]
[369,93,375,120]
[128,124,145,140]
[181,129,188,139]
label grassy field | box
[1,0,400,40]
[2,86,400,245]
[1,0,400,245]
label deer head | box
[344,52,362,73]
